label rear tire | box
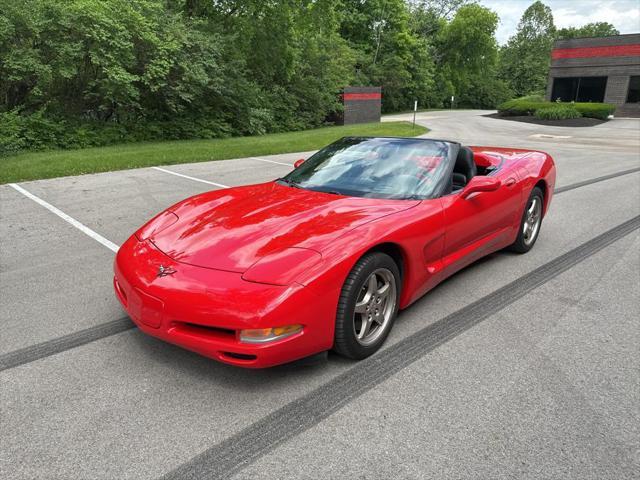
[510,186,544,254]
[334,252,400,360]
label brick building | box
[546,33,640,117]
[339,86,382,125]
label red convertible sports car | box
[114,137,555,368]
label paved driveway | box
[1,111,639,479]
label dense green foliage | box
[498,1,556,98]
[435,3,511,109]
[514,94,546,103]
[571,102,617,120]
[0,0,514,156]
[498,98,551,116]
[0,0,622,157]
[0,121,426,183]
[498,97,615,120]
[534,104,581,120]
[557,22,620,40]
[0,0,357,154]
[340,0,436,112]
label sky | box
[477,0,640,44]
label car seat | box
[453,146,477,186]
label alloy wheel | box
[353,268,397,346]
[523,196,542,246]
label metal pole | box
[412,100,417,129]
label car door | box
[439,172,521,276]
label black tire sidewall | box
[334,252,401,359]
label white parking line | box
[530,133,572,139]
[151,166,229,188]
[250,157,293,167]
[8,183,120,253]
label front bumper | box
[114,236,336,368]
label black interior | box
[451,146,477,191]
[443,146,500,195]
[452,172,467,191]
[476,164,497,176]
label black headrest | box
[454,146,477,182]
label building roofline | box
[554,33,640,46]
[556,32,639,42]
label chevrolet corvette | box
[114,137,555,368]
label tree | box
[436,4,510,107]
[2,0,624,155]
[410,0,470,21]
[339,0,437,112]
[499,1,556,97]
[0,0,230,121]
[557,22,619,40]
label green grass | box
[0,121,427,184]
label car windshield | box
[280,137,455,200]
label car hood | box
[148,182,418,272]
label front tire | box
[510,186,544,253]
[334,252,400,360]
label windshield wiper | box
[277,178,303,189]
[308,187,347,196]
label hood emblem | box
[157,265,177,277]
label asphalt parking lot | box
[1,110,639,479]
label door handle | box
[505,177,516,187]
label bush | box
[573,103,616,120]
[535,105,582,120]
[498,98,615,120]
[454,77,513,109]
[497,98,549,116]
[0,110,235,156]
[0,110,28,155]
[517,93,546,103]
